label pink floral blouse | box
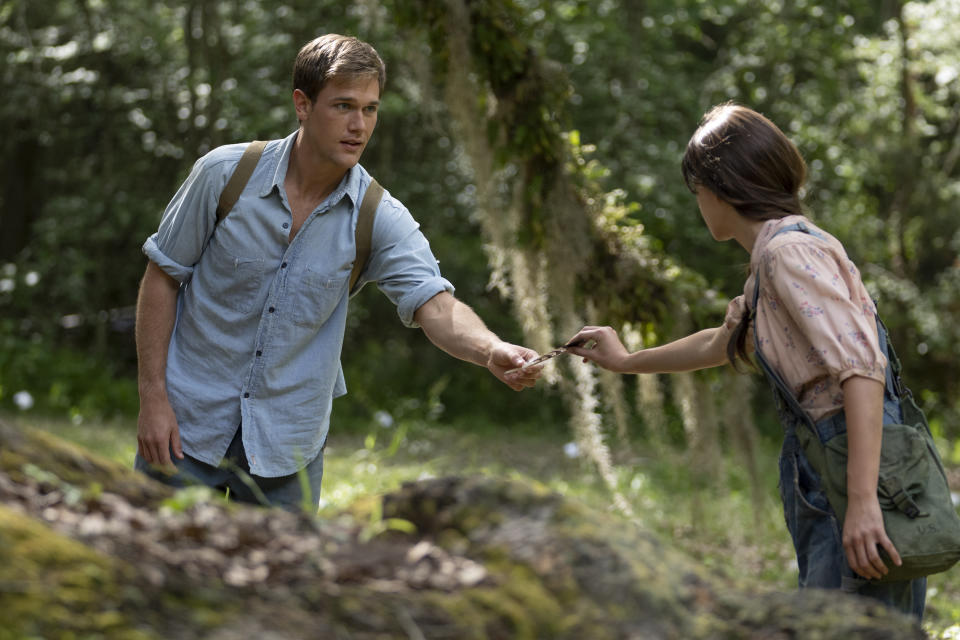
[724,215,886,422]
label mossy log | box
[0,419,925,639]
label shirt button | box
[282,222,289,229]
[256,350,262,357]
[281,262,288,269]
[268,306,276,313]
[243,392,250,398]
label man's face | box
[294,75,380,172]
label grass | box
[5,410,960,636]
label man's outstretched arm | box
[135,261,183,469]
[414,292,541,391]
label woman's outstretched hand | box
[565,326,633,373]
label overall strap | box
[216,140,268,224]
[750,222,828,435]
[875,313,907,399]
[349,178,384,297]
[751,221,904,437]
[751,305,818,432]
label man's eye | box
[335,103,351,111]
[363,106,378,114]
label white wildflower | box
[13,391,34,410]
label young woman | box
[566,103,925,617]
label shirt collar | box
[258,130,366,209]
[750,214,807,267]
[257,130,297,198]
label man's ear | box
[292,89,313,121]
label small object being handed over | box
[505,337,597,374]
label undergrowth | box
[7,411,960,636]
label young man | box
[135,34,542,511]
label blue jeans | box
[779,427,926,617]
[134,425,324,513]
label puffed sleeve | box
[722,293,754,356]
[765,243,885,384]
[724,295,747,331]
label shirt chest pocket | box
[291,267,348,327]
[206,251,267,314]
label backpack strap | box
[216,140,268,224]
[350,179,383,296]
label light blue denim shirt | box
[143,131,454,477]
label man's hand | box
[136,261,182,472]
[137,399,184,472]
[415,292,542,390]
[487,342,543,391]
[488,341,542,391]
[843,495,901,580]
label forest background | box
[3,0,960,631]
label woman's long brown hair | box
[680,103,808,367]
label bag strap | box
[750,221,901,428]
[750,222,832,434]
[349,178,384,296]
[216,140,268,224]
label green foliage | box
[521,0,960,430]
[160,485,221,513]
[3,0,960,437]
[0,325,138,419]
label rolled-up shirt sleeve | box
[363,196,454,327]
[142,153,225,283]
[767,244,886,385]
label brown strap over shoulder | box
[350,179,384,296]
[216,140,268,224]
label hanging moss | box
[391,0,738,511]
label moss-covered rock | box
[0,419,926,639]
[0,505,151,640]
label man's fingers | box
[157,444,173,469]
[171,429,184,460]
[144,440,158,465]
[504,370,539,390]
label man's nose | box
[347,110,365,132]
